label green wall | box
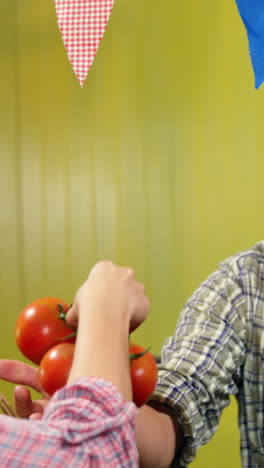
[1,1,264,466]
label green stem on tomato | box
[56,303,77,341]
[129,347,151,361]
[57,303,68,323]
[57,331,77,340]
[57,303,76,330]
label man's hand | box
[0,360,49,419]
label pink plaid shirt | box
[0,377,138,467]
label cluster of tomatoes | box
[15,297,158,407]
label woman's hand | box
[0,360,49,419]
[67,261,150,400]
[67,261,150,332]
[0,261,150,411]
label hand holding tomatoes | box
[66,261,150,333]
[14,295,158,407]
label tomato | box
[15,297,76,365]
[38,342,157,404]
[129,343,158,407]
[39,342,74,396]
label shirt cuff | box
[43,376,138,445]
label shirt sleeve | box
[149,257,248,467]
[0,377,138,468]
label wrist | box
[68,301,132,400]
[78,297,130,328]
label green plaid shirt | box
[150,241,264,467]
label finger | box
[129,292,150,333]
[14,386,48,419]
[29,412,43,421]
[121,266,135,278]
[66,302,79,327]
[0,360,42,393]
[14,386,34,418]
[31,399,48,414]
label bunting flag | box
[235,0,264,89]
[54,0,115,87]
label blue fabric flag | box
[235,0,264,89]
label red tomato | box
[39,342,74,396]
[15,297,76,365]
[129,343,158,407]
[37,339,157,403]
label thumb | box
[66,302,79,328]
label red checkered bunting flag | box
[54,0,115,87]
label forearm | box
[136,404,182,468]
[68,301,132,401]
